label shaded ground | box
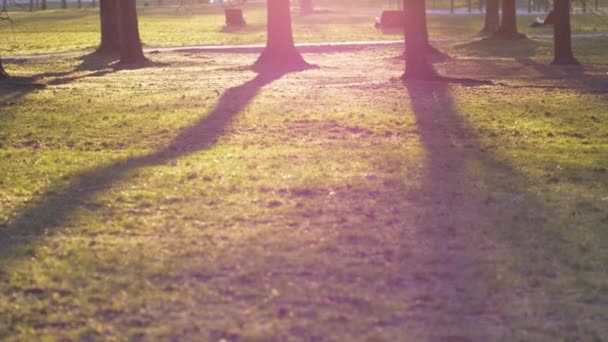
[0,42,607,340]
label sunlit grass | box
[0,38,607,340]
[1,4,608,56]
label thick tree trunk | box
[117,0,146,64]
[299,0,313,15]
[97,0,120,54]
[254,0,308,71]
[552,0,578,64]
[419,0,442,55]
[492,0,526,39]
[481,0,500,35]
[402,0,439,80]
[0,60,7,78]
[0,57,8,79]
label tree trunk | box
[61,0,68,9]
[0,60,7,78]
[97,0,121,54]
[0,57,8,79]
[552,0,578,64]
[30,0,35,11]
[419,0,442,55]
[299,0,313,15]
[492,0,526,39]
[254,0,308,71]
[41,0,47,10]
[481,0,500,34]
[402,0,439,80]
[78,0,82,9]
[117,0,146,64]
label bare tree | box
[491,0,526,39]
[117,0,145,64]
[98,0,120,54]
[552,0,578,64]
[254,0,309,71]
[481,0,499,35]
[0,57,8,79]
[402,0,439,80]
[1,10,9,78]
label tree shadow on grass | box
[401,81,514,339]
[0,69,291,260]
[515,57,608,93]
[0,77,44,102]
[37,52,168,86]
[0,53,115,101]
[455,37,541,59]
[452,38,608,92]
[2,51,167,90]
[400,80,607,339]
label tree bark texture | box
[481,0,500,35]
[0,57,8,79]
[117,0,145,64]
[98,0,120,54]
[552,0,578,64]
[255,0,307,70]
[402,0,438,80]
[492,0,525,39]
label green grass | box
[1,38,607,340]
[1,4,608,56]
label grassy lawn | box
[1,4,608,55]
[0,37,607,340]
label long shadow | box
[31,52,164,86]
[0,52,118,102]
[0,77,44,102]
[0,70,289,260]
[517,57,608,93]
[402,81,498,338]
[402,80,605,339]
[1,51,165,95]
[454,38,607,92]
